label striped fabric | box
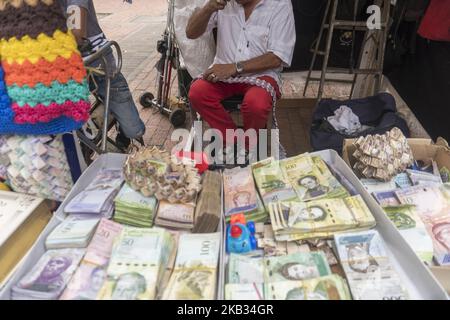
[0,0,90,135]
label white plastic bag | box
[174,0,216,78]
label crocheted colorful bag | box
[0,0,90,135]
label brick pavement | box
[93,0,179,150]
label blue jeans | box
[90,72,145,139]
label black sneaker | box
[115,131,131,151]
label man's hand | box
[204,64,237,82]
[205,0,229,13]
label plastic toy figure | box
[226,214,257,254]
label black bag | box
[310,93,410,154]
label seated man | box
[186,0,296,154]
[59,0,145,149]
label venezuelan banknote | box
[60,219,123,300]
[264,274,351,300]
[268,195,376,241]
[334,230,409,300]
[162,232,221,300]
[97,226,175,300]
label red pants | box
[189,76,280,142]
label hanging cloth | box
[418,0,450,42]
[0,0,90,135]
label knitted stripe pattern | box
[0,0,90,135]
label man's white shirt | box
[207,0,296,87]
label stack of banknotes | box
[251,157,298,207]
[162,233,221,300]
[279,155,350,201]
[154,200,196,230]
[225,251,351,300]
[382,205,434,263]
[193,171,222,233]
[11,249,85,300]
[395,184,450,265]
[268,195,376,241]
[97,226,175,300]
[335,230,409,300]
[65,169,124,218]
[0,135,74,201]
[60,219,123,300]
[223,167,267,222]
[113,184,157,228]
[46,215,100,249]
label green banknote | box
[162,233,221,300]
[252,158,298,206]
[263,252,331,283]
[268,195,376,241]
[227,253,264,284]
[97,226,175,300]
[225,283,264,300]
[335,230,409,300]
[280,155,349,202]
[264,275,351,300]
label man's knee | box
[242,90,272,114]
[120,121,145,139]
[188,80,206,106]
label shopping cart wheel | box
[139,92,154,109]
[170,108,186,128]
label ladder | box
[303,0,391,100]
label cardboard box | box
[430,266,450,295]
[342,137,450,177]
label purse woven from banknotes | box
[0,0,90,135]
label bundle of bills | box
[11,249,85,300]
[372,190,401,207]
[263,252,331,283]
[60,219,123,300]
[252,157,297,206]
[407,169,443,186]
[162,233,221,300]
[255,224,303,257]
[383,205,433,263]
[97,226,175,300]
[193,171,222,233]
[227,253,264,284]
[0,135,73,201]
[46,215,100,249]
[65,169,124,218]
[280,155,349,202]
[264,275,351,300]
[225,193,267,224]
[154,200,196,230]
[352,128,414,181]
[269,195,376,241]
[335,230,409,300]
[225,283,264,300]
[155,230,181,300]
[395,185,450,265]
[223,166,258,216]
[113,184,157,228]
